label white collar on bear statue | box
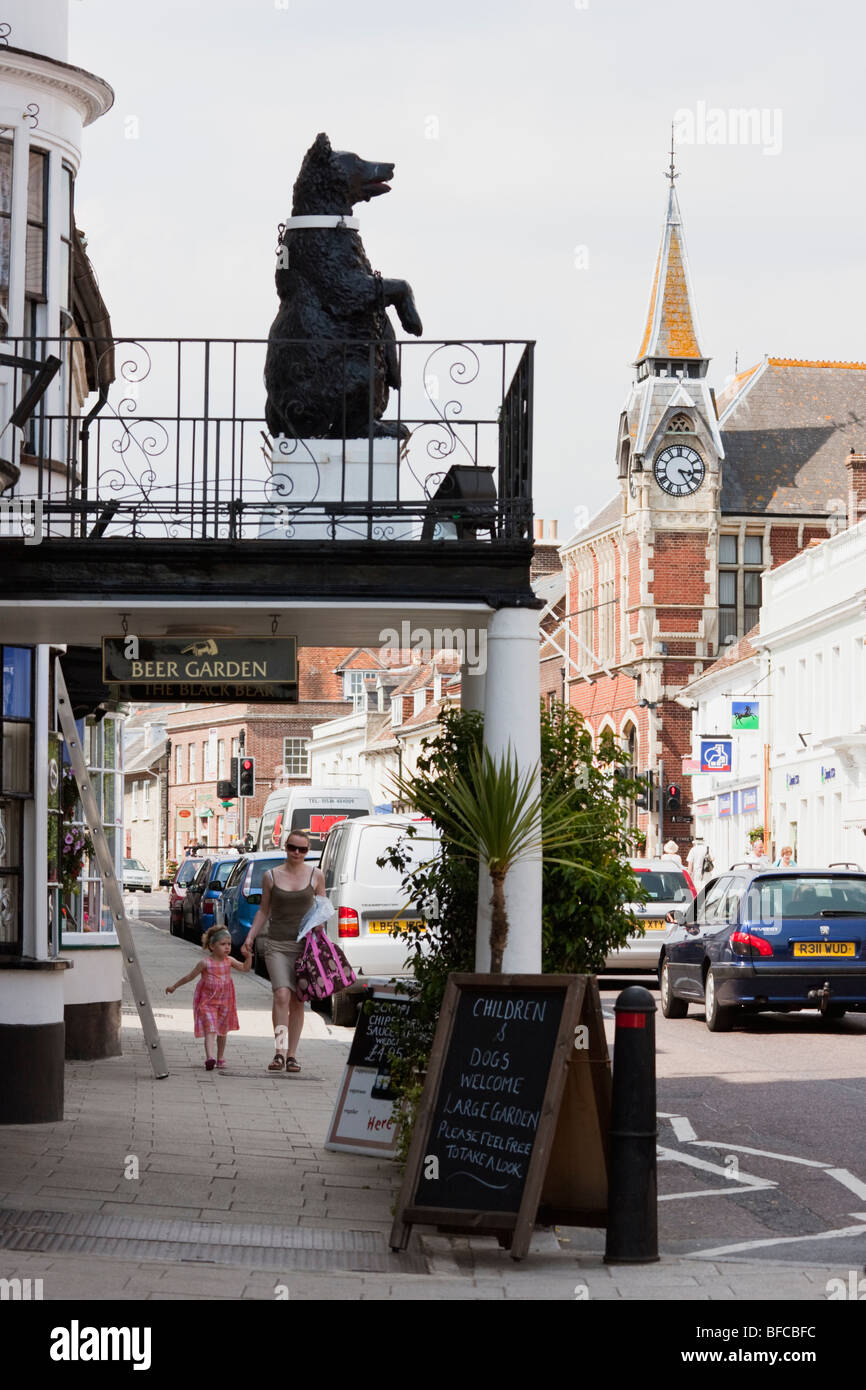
[283,215,359,231]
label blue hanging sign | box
[700,739,733,773]
[718,793,732,817]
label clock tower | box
[615,169,724,848]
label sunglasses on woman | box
[286,843,308,853]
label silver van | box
[319,814,440,982]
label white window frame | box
[282,737,310,777]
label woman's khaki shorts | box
[262,938,303,992]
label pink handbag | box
[295,926,356,1002]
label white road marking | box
[826,1168,866,1202]
[689,1141,832,1169]
[693,1214,866,1259]
[657,1144,776,1190]
[670,1115,697,1143]
[660,1187,770,1202]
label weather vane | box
[666,122,679,187]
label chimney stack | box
[534,518,544,540]
[847,450,866,528]
[548,519,558,541]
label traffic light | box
[238,757,255,798]
[634,771,654,812]
[665,783,682,812]
[217,758,238,801]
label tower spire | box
[635,142,707,373]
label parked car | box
[659,869,866,1031]
[181,855,238,944]
[123,858,152,893]
[219,851,287,962]
[163,855,204,936]
[319,814,440,1020]
[603,858,695,973]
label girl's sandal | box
[285,1056,301,1074]
[216,1060,227,1070]
[268,1054,286,1072]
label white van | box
[255,786,374,857]
[319,813,440,982]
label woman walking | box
[242,831,325,1074]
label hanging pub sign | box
[731,700,759,731]
[700,738,733,773]
[390,974,611,1261]
[102,635,298,702]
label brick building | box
[163,648,352,860]
[559,174,866,856]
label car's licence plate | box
[642,920,668,931]
[793,941,855,957]
[368,918,425,934]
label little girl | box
[166,926,251,1070]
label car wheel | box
[170,915,182,937]
[820,1003,846,1021]
[330,991,359,1027]
[144,887,152,894]
[660,959,688,1019]
[704,968,734,1032]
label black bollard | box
[604,984,659,1264]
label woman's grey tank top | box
[267,871,315,943]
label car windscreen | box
[629,870,691,903]
[747,876,866,921]
[176,859,202,886]
[355,827,440,886]
[210,861,235,889]
[248,858,283,893]
[124,860,143,870]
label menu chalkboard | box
[415,985,565,1213]
[390,974,610,1260]
[347,992,417,1102]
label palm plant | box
[391,744,600,973]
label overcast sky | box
[69,0,866,539]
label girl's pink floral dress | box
[193,957,239,1037]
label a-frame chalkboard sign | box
[390,974,611,1261]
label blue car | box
[218,852,285,959]
[181,856,238,944]
[659,869,866,1031]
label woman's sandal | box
[267,1054,286,1072]
[285,1056,301,1074]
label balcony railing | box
[1,336,533,543]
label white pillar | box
[476,607,542,973]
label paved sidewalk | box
[0,918,854,1300]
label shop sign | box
[786,773,800,788]
[700,738,733,773]
[820,765,836,783]
[102,635,298,686]
[718,792,732,817]
[742,786,759,813]
[731,700,759,731]
[694,801,713,818]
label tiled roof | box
[714,361,762,417]
[720,361,866,513]
[564,494,622,549]
[699,627,760,679]
[636,187,705,363]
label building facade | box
[560,174,866,856]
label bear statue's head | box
[291,133,396,216]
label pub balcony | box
[0,335,533,545]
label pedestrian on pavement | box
[686,837,713,883]
[165,925,251,1070]
[662,839,683,864]
[242,830,326,1075]
[744,837,772,868]
[774,845,797,868]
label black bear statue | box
[264,133,423,441]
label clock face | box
[653,445,705,496]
